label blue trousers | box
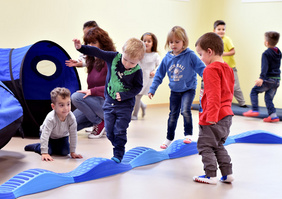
[167,89,195,141]
[71,92,105,131]
[103,102,133,160]
[34,136,70,156]
[250,79,280,115]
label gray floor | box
[1,105,282,199]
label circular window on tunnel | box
[36,60,57,77]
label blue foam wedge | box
[1,130,282,199]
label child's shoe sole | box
[193,175,218,185]
[263,116,279,123]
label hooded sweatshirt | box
[260,47,281,80]
[149,48,205,94]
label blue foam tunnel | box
[0,81,23,149]
[0,40,81,137]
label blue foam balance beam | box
[0,130,282,199]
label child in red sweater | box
[193,32,235,185]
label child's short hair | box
[213,20,226,30]
[265,31,280,46]
[122,38,146,60]
[50,87,71,104]
[83,20,98,30]
[165,26,188,49]
[141,32,158,52]
[195,32,224,56]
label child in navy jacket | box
[73,37,145,162]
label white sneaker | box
[220,175,234,183]
[193,175,218,185]
[160,139,172,149]
[131,115,138,120]
[85,126,94,132]
[183,135,192,144]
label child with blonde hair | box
[73,37,145,163]
[148,26,205,149]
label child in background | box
[132,32,161,120]
[24,87,83,161]
[148,26,205,149]
[213,20,247,108]
[243,31,281,122]
[70,27,116,139]
[73,37,145,163]
[66,20,98,68]
[194,32,234,185]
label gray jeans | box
[197,115,233,177]
[233,67,246,106]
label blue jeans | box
[103,102,133,160]
[71,92,105,131]
[250,78,280,115]
[167,89,196,141]
[34,136,70,156]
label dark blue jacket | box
[260,47,281,80]
[78,45,143,107]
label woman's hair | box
[141,32,158,52]
[83,20,98,30]
[83,27,116,72]
[165,26,189,50]
[195,32,224,56]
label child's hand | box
[116,92,121,101]
[65,59,79,67]
[255,78,263,87]
[150,70,156,78]
[71,152,83,159]
[77,89,91,98]
[73,39,82,49]
[208,121,216,124]
[41,153,54,161]
[148,93,154,99]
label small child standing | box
[243,31,281,122]
[213,20,247,108]
[73,37,145,163]
[148,26,206,149]
[132,32,161,120]
[194,32,234,185]
[24,87,83,161]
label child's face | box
[51,95,71,121]
[169,36,184,56]
[122,53,140,70]
[143,35,153,53]
[214,25,225,38]
[196,45,212,65]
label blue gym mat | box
[0,130,281,199]
[192,103,282,121]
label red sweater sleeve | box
[87,63,108,98]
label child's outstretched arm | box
[73,39,82,50]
